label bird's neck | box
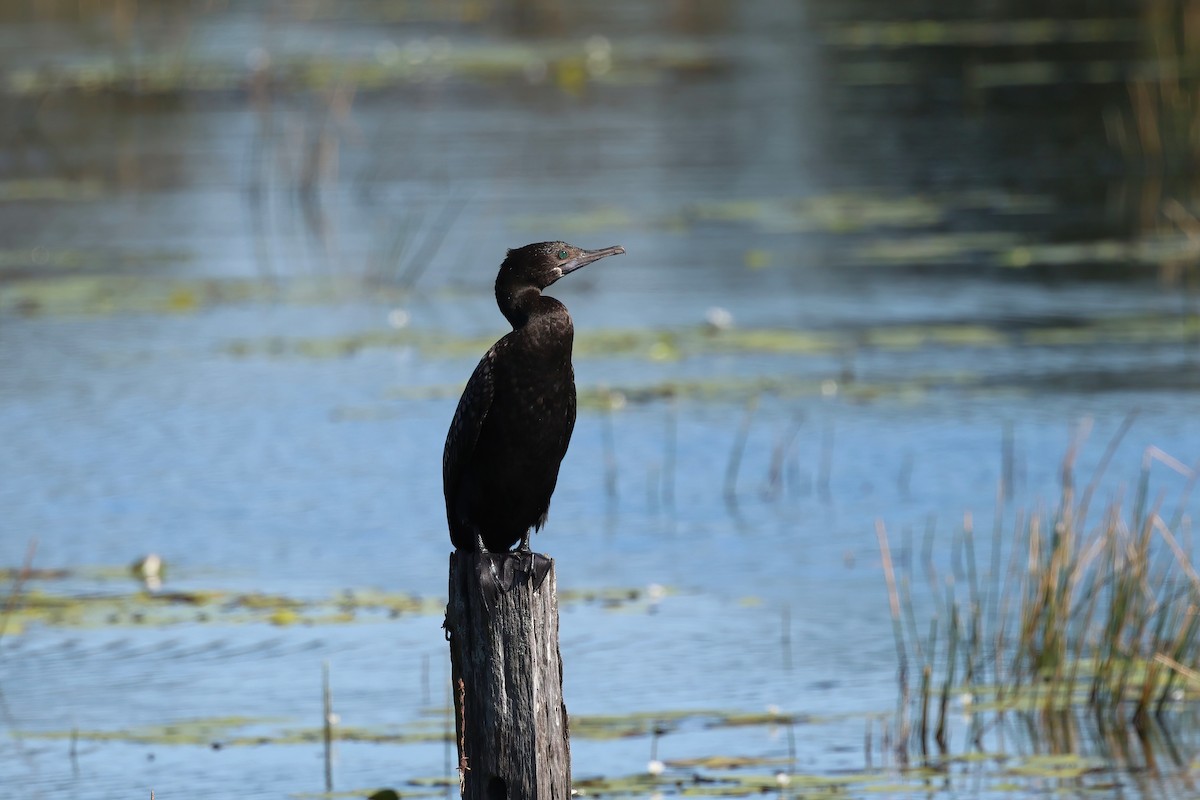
[497,284,563,330]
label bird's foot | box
[481,551,552,596]
[466,533,550,599]
[473,533,503,607]
[525,551,551,592]
[515,534,550,591]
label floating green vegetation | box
[24,716,272,746]
[572,766,891,799]
[21,707,799,750]
[226,325,836,362]
[227,311,1200,369]
[4,39,722,99]
[851,229,1200,271]
[573,752,1128,798]
[558,584,673,610]
[997,234,1199,271]
[853,232,1026,265]
[712,710,812,728]
[17,708,1127,797]
[257,724,452,746]
[368,373,950,419]
[570,708,811,741]
[0,275,407,317]
[967,59,1138,90]
[825,18,1137,49]
[1004,753,1098,779]
[878,424,1200,766]
[0,247,188,275]
[515,191,1054,238]
[0,178,104,202]
[681,194,945,234]
[21,716,451,748]
[571,709,708,741]
[512,206,635,235]
[572,772,667,796]
[0,585,443,632]
[0,576,667,633]
[0,567,70,581]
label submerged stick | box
[663,399,677,510]
[724,395,758,507]
[875,520,910,764]
[323,661,334,793]
[764,413,803,501]
[1077,411,1138,524]
[396,192,471,290]
[1001,421,1014,504]
[817,420,834,503]
[781,603,793,672]
[602,399,619,507]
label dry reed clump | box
[878,418,1200,764]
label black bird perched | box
[443,241,625,555]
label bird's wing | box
[443,345,498,503]
[561,379,577,454]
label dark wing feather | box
[533,371,576,533]
[443,345,498,529]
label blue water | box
[2,0,1199,797]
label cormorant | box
[443,241,625,555]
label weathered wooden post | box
[444,551,570,799]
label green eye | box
[557,249,569,260]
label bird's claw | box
[468,529,551,604]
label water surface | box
[2,1,1199,797]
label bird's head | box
[498,241,626,291]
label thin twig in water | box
[875,520,910,764]
[817,420,834,503]
[724,395,758,509]
[1154,652,1200,687]
[961,512,981,686]
[764,413,803,502]
[1001,421,1014,504]
[396,192,471,290]
[0,541,37,771]
[780,604,792,672]
[786,718,796,774]
[1153,515,1200,593]
[323,661,334,793]
[1077,411,1138,525]
[602,397,619,508]
[0,540,36,643]
[864,718,872,770]
[663,399,677,510]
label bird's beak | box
[561,245,625,275]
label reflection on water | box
[1,0,1199,797]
